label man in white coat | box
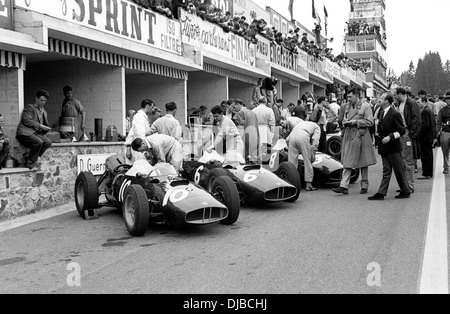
[125,99,156,162]
[150,102,183,142]
[287,120,321,191]
[206,105,244,160]
[131,134,184,173]
[253,97,276,148]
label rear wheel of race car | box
[326,136,342,159]
[350,168,360,184]
[277,162,302,202]
[123,185,150,237]
[211,176,240,225]
[75,172,99,219]
[208,168,229,192]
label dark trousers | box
[0,140,11,165]
[17,133,52,163]
[419,138,434,177]
[318,125,327,153]
[378,153,411,196]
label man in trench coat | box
[333,88,377,195]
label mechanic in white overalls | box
[286,120,321,192]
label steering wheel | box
[113,164,132,173]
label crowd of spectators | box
[131,0,368,73]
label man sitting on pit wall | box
[0,113,11,171]
[16,90,53,170]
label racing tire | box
[350,168,360,184]
[211,176,240,225]
[326,136,342,159]
[123,185,150,237]
[277,162,302,202]
[75,172,99,219]
[208,168,229,192]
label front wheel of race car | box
[208,168,229,192]
[277,162,302,202]
[326,136,342,159]
[123,185,150,237]
[211,176,240,225]
[75,172,99,219]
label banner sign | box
[0,0,13,30]
[232,0,270,22]
[270,45,308,80]
[180,10,256,67]
[77,154,114,176]
[307,55,330,83]
[325,59,341,80]
[14,0,182,55]
[255,35,270,62]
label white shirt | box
[253,104,276,144]
[125,109,151,145]
[150,114,182,142]
[382,105,401,139]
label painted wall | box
[125,73,187,125]
[24,59,124,138]
[228,79,254,106]
[187,72,228,113]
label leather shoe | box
[360,188,368,195]
[397,189,414,194]
[395,193,411,199]
[332,187,349,195]
[368,193,385,201]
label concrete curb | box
[0,203,75,233]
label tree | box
[400,61,416,92]
[414,52,446,96]
[444,60,450,89]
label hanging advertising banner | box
[255,35,270,62]
[266,7,295,36]
[307,55,331,83]
[211,0,232,14]
[232,0,270,22]
[14,0,182,55]
[180,10,256,68]
[0,0,13,30]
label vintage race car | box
[75,156,240,237]
[182,152,302,205]
[261,140,360,187]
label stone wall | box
[0,143,124,221]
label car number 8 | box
[163,189,189,206]
[194,166,204,185]
[244,171,258,183]
[269,152,278,169]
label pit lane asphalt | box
[0,151,447,294]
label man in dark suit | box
[16,90,53,169]
[369,93,411,200]
[395,87,421,193]
[417,96,436,179]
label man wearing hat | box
[436,92,450,174]
[16,90,53,169]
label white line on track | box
[419,151,449,294]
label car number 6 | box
[244,171,258,183]
[163,189,189,206]
[194,166,204,185]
